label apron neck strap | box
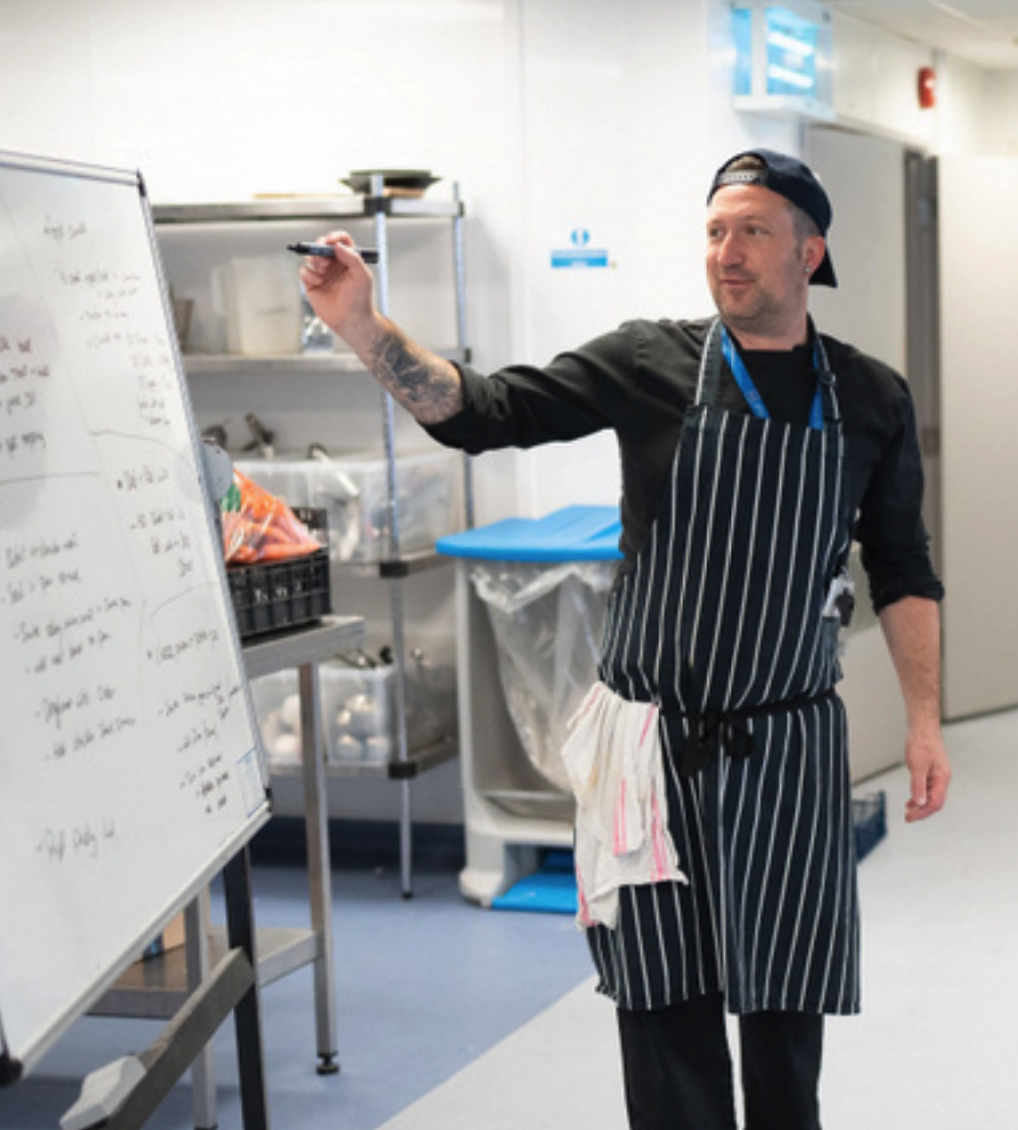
[696,318,726,406]
[697,318,841,428]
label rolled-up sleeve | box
[423,328,641,454]
[853,389,944,612]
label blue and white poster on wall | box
[550,227,612,270]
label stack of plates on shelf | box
[341,169,440,197]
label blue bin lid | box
[437,504,622,562]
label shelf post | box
[298,657,340,1073]
[451,179,475,531]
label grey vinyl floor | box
[382,707,1018,1130]
[1,707,1014,1129]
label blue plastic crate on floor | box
[492,851,578,915]
[853,790,887,861]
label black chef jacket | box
[425,316,943,612]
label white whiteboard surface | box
[0,151,269,1080]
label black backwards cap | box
[708,149,838,287]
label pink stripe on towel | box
[574,683,604,725]
[639,704,657,746]
[650,792,668,881]
[614,778,628,854]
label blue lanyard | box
[720,327,825,431]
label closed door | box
[805,127,910,780]
[937,155,1018,720]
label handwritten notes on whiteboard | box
[0,154,268,1075]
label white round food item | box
[344,692,383,738]
[260,710,284,745]
[332,734,363,763]
[280,693,302,729]
[363,736,391,763]
[273,730,301,762]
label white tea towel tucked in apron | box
[561,682,687,929]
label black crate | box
[227,507,332,640]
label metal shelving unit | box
[153,183,470,896]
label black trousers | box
[617,993,824,1130]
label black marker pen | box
[286,242,380,264]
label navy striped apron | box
[587,320,860,1016]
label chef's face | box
[705,184,823,347]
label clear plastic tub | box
[235,449,464,564]
[250,652,457,769]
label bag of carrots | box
[222,468,322,565]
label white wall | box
[936,53,1000,157]
[986,71,1018,156]
[507,0,801,516]
[829,11,936,148]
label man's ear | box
[803,235,826,278]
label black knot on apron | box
[668,687,838,778]
[672,659,755,776]
[682,708,755,777]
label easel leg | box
[223,848,271,1130]
[185,893,217,1130]
[93,948,261,1130]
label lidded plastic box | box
[235,449,463,564]
[250,652,457,769]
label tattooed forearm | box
[365,319,464,425]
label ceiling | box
[825,0,1018,71]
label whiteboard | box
[0,151,270,1081]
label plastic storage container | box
[211,254,303,355]
[250,652,457,770]
[438,505,622,793]
[235,450,464,564]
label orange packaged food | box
[222,468,321,565]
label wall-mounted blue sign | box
[551,226,609,269]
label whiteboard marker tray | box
[90,927,320,1020]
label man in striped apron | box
[300,149,952,1130]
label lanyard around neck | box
[720,326,825,431]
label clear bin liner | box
[469,560,614,792]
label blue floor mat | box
[492,851,578,914]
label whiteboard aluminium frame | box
[0,148,271,1084]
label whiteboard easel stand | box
[62,846,269,1130]
[88,616,362,1124]
[0,148,278,1108]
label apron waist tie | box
[666,687,837,778]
